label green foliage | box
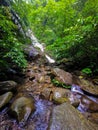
[11,0,34,30]
[52,79,71,89]
[28,0,76,42]
[1,0,97,75]
[0,6,27,70]
[81,68,92,75]
[27,0,98,73]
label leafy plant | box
[0,6,27,71]
[26,0,98,74]
[81,68,92,75]
[52,78,71,89]
[1,0,98,76]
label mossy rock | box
[53,97,68,105]
[0,92,13,109]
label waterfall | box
[26,29,55,63]
[45,54,55,63]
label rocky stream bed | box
[0,52,98,130]
[0,33,98,130]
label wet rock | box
[9,96,35,126]
[53,88,70,98]
[68,92,81,107]
[75,78,98,95]
[70,84,98,108]
[78,96,98,112]
[48,102,98,130]
[53,97,68,104]
[0,92,13,109]
[53,88,70,104]
[24,45,40,60]
[51,68,73,85]
[69,85,83,107]
[0,81,17,94]
[40,87,70,104]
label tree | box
[28,0,98,73]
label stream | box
[0,99,53,130]
[0,32,55,130]
[0,31,98,130]
[26,98,53,130]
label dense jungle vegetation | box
[0,0,98,76]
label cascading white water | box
[45,54,55,63]
[26,29,55,63]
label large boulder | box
[73,78,98,96]
[48,103,98,130]
[40,87,70,104]
[79,79,98,95]
[24,45,40,60]
[52,88,70,104]
[0,92,13,109]
[0,81,17,94]
[51,68,73,85]
[9,96,35,126]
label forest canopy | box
[0,0,98,74]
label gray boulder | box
[52,88,70,104]
[48,103,98,130]
[24,45,40,60]
[51,68,73,85]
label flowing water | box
[0,29,98,129]
[0,30,55,129]
[0,97,53,130]
[25,98,53,130]
[26,29,55,63]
